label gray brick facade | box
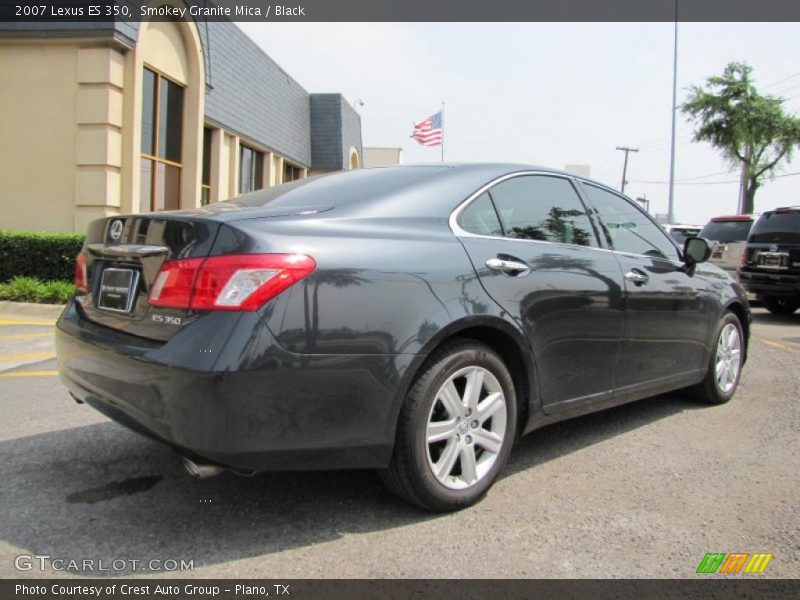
[202,21,312,166]
[310,94,363,170]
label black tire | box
[690,312,745,405]
[379,339,518,511]
[763,296,799,316]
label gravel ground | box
[0,307,797,579]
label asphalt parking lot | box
[0,303,798,579]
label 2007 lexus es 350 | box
[57,164,750,511]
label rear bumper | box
[56,301,405,472]
[739,270,800,298]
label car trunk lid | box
[76,214,221,342]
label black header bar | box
[1,0,800,23]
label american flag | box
[411,111,443,147]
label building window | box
[283,162,303,183]
[201,127,212,206]
[239,145,264,194]
[140,67,183,211]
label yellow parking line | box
[0,370,58,378]
[0,332,53,340]
[0,352,56,362]
[0,319,56,327]
[759,338,800,354]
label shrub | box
[0,277,75,304]
[0,230,85,283]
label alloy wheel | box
[425,366,507,490]
[715,323,742,394]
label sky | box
[238,22,800,226]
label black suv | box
[739,207,800,315]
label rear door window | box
[488,175,598,247]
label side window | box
[488,176,598,247]
[581,183,679,261]
[457,192,503,237]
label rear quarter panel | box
[210,216,540,437]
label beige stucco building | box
[0,14,362,233]
[364,146,403,168]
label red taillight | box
[148,258,205,309]
[148,254,316,311]
[740,247,749,268]
[75,252,88,293]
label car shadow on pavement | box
[506,391,704,477]
[0,390,702,577]
[750,310,800,326]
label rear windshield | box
[224,166,449,209]
[749,211,800,244]
[699,219,752,242]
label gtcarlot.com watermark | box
[14,554,194,573]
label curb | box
[0,301,65,321]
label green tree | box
[681,62,800,215]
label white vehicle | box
[664,224,703,246]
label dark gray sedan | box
[56,164,750,511]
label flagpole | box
[440,101,445,163]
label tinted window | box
[140,69,156,155]
[749,211,800,244]
[458,192,503,237]
[158,77,183,162]
[583,183,679,260]
[699,219,753,243]
[284,162,303,183]
[239,145,264,194]
[489,176,597,247]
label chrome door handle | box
[485,258,531,276]
[624,269,649,285]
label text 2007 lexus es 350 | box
[56,164,750,511]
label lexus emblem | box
[769,244,779,252]
[109,220,124,241]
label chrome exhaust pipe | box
[183,457,224,479]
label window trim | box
[450,171,603,250]
[140,66,184,212]
[283,160,304,183]
[576,179,684,263]
[239,143,265,194]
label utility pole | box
[667,3,679,224]
[616,146,639,193]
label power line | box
[636,126,694,151]
[674,169,734,181]
[638,132,695,152]
[764,71,800,89]
[629,171,800,185]
[774,83,800,96]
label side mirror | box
[684,236,712,266]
